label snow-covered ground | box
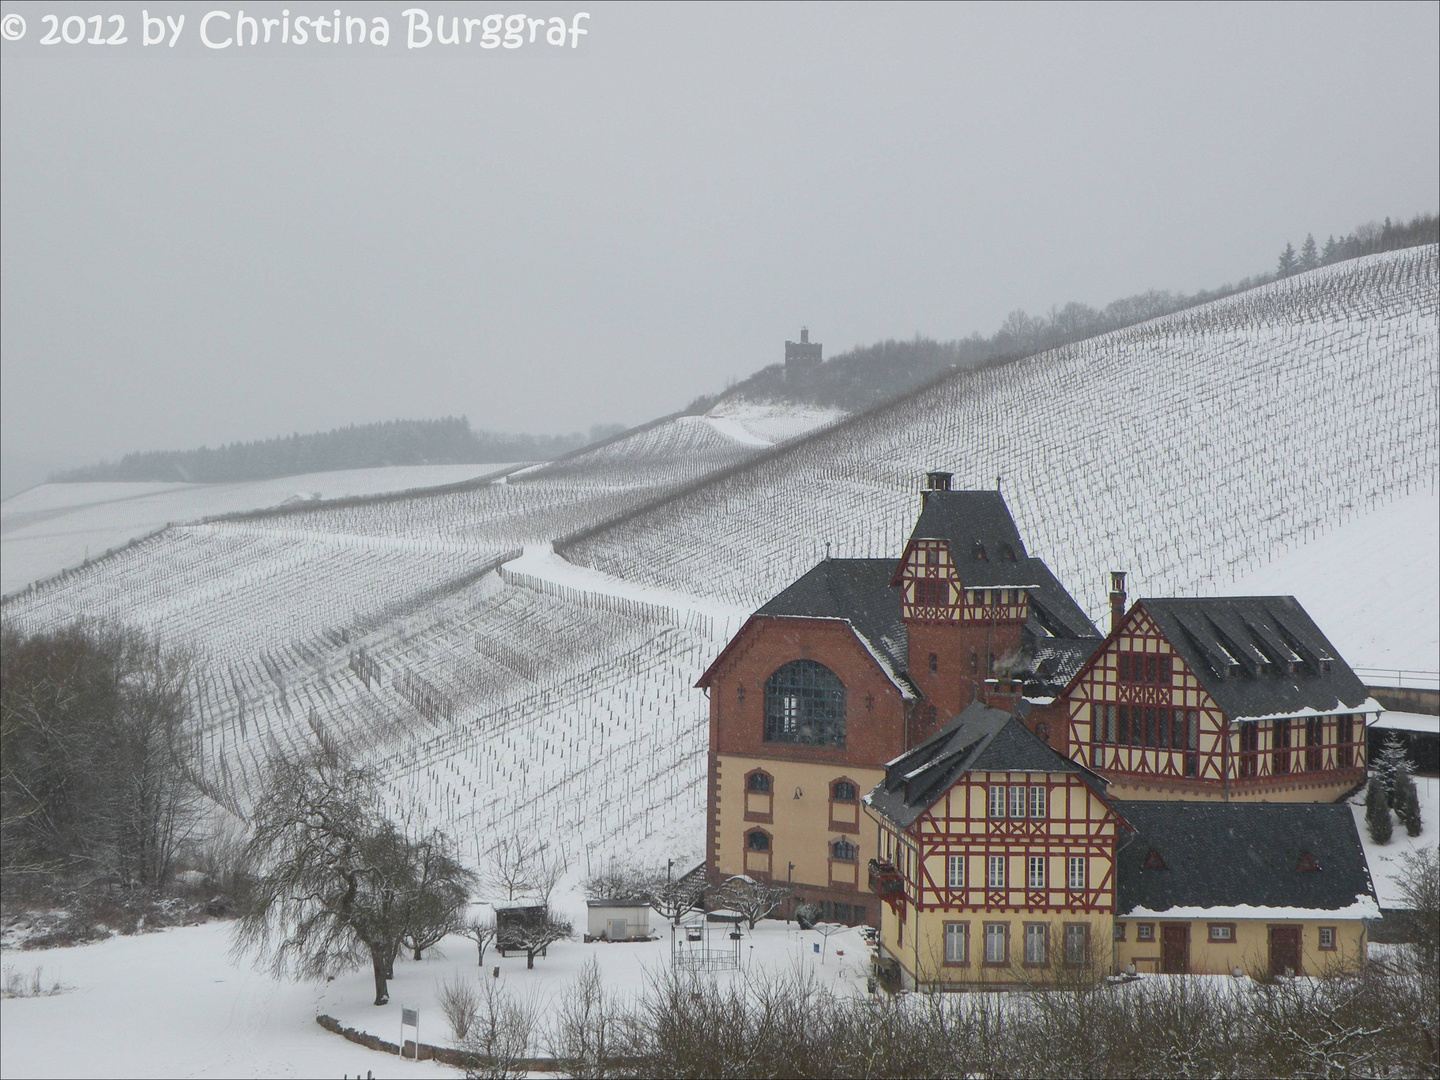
[1352,774,1439,908]
[705,398,848,445]
[0,911,872,1079]
[0,465,516,595]
[1231,492,1439,672]
[0,921,452,1079]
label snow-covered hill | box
[567,248,1439,625]
[1231,491,1438,672]
[2,248,1435,862]
[0,464,511,596]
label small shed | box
[586,899,653,942]
[494,900,548,957]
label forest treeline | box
[702,211,1440,414]
[53,418,626,485]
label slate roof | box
[1139,597,1376,720]
[1115,801,1376,915]
[864,703,1105,829]
[903,490,1100,640]
[755,559,913,692]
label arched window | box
[746,829,771,852]
[831,838,859,862]
[747,772,772,794]
[764,660,847,747]
[831,780,857,803]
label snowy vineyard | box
[164,570,717,863]
[1,247,1433,856]
[566,247,1440,621]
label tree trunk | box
[371,949,390,1006]
[413,946,423,961]
[527,948,536,970]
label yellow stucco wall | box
[715,754,883,892]
[1115,917,1366,976]
[880,908,1114,988]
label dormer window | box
[972,542,987,562]
[1143,850,1167,870]
[1295,852,1320,872]
[1001,543,1016,561]
[1322,660,1332,674]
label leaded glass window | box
[763,660,847,747]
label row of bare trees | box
[443,858,1438,1079]
[1,624,203,891]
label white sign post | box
[401,1006,419,1059]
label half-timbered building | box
[696,475,1100,925]
[863,703,1124,988]
[1060,591,1382,802]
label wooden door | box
[1160,924,1189,973]
[1269,927,1302,976]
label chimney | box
[924,471,953,491]
[1109,571,1127,633]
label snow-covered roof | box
[1116,801,1376,917]
[1140,597,1374,721]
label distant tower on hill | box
[785,327,822,381]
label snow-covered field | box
[0,464,515,595]
[0,910,872,1080]
[0,921,452,1079]
[1231,491,1439,671]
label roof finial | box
[825,541,831,560]
[996,474,1002,492]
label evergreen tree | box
[1299,233,1319,271]
[1366,775,1393,845]
[1375,735,1417,805]
[1397,772,1423,837]
[1320,235,1341,264]
[1277,243,1299,276]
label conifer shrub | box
[1366,776,1394,845]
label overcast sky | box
[2,1,1436,495]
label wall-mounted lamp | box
[793,786,803,800]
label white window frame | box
[947,854,965,889]
[988,785,1006,819]
[1027,856,1046,890]
[1068,856,1087,891]
[1064,924,1088,965]
[1009,786,1026,818]
[987,855,1006,889]
[984,923,1007,964]
[1024,923,1047,965]
[1029,785,1047,819]
[944,922,968,963]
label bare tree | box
[646,863,705,927]
[484,834,567,906]
[459,978,539,1079]
[400,830,471,960]
[544,956,619,1078]
[715,875,791,929]
[501,906,573,970]
[1,623,203,888]
[233,748,473,1005]
[462,915,498,968]
[486,836,537,903]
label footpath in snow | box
[505,542,754,639]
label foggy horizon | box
[3,1,1437,497]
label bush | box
[438,973,481,1043]
[1366,776,1394,845]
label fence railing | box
[1353,668,1440,691]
